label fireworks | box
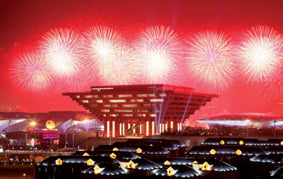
[40,28,83,77]
[81,26,141,84]
[186,31,235,90]
[239,26,283,83]
[135,26,181,83]
[10,52,53,91]
[82,26,123,76]
[97,45,140,85]
[8,25,283,95]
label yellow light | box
[94,165,102,174]
[55,158,63,165]
[210,149,216,155]
[199,161,213,171]
[280,141,283,146]
[83,152,89,156]
[30,121,36,126]
[220,140,225,145]
[46,120,56,129]
[109,153,116,159]
[164,160,171,165]
[87,159,94,166]
[125,160,137,169]
[136,148,142,154]
[235,149,242,156]
[239,140,244,145]
[167,166,176,176]
[113,147,119,151]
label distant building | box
[63,84,217,137]
[0,111,103,149]
[198,113,283,128]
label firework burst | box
[40,28,83,77]
[10,52,53,92]
[97,45,140,84]
[239,26,283,83]
[186,31,235,90]
[135,26,181,83]
[81,26,123,75]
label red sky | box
[1,0,283,115]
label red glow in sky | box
[1,0,283,117]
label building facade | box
[63,84,217,137]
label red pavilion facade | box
[63,84,217,137]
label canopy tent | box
[5,119,39,132]
[0,119,27,132]
[0,118,103,133]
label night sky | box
[1,0,283,117]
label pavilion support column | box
[142,120,156,136]
[159,123,165,134]
[144,120,149,137]
[104,120,110,138]
[138,122,143,136]
[127,123,131,135]
[119,122,125,137]
[177,122,183,132]
[152,120,156,136]
[112,120,116,138]
[104,119,118,138]
[170,120,174,132]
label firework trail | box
[186,31,235,90]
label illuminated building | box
[0,111,103,149]
[35,139,238,179]
[63,84,217,137]
[198,113,283,128]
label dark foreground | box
[0,165,34,179]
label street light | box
[72,119,75,149]
[71,119,79,149]
[30,121,36,127]
[84,118,89,150]
[245,119,251,138]
[26,121,37,146]
[274,120,277,137]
